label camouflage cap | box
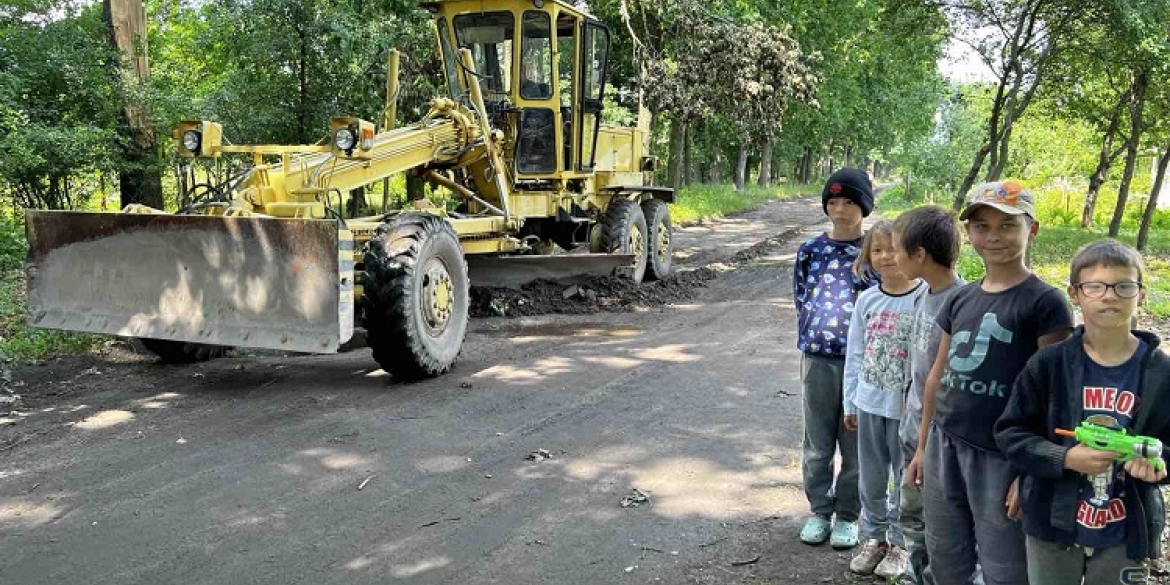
[958,180,1035,221]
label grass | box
[669,182,818,224]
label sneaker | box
[849,539,888,574]
[830,518,860,549]
[874,545,909,579]
[799,515,832,544]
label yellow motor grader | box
[23,0,674,379]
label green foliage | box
[891,85,987,201]
[0,1,122,211]
[635,3,819,134]
[149,0,439,146]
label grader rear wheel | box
[138,338,228,364]
[362,213,469,380]
[601,199,648,283]
[640,199,673,280]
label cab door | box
[578,22,609,171]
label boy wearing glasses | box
[906,181,1074,585]
[996,239,1169,584]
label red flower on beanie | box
[829,183,843,195]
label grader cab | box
[23,0,675,380]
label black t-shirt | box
[934,275,1074,451]
[1074,340,1148,550]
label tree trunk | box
[734,140,749,191]
[1137,146,1170,251]
[1083,91,1128,227]
[406,172,426,201]
[986,119,1014,181]
[954,144,991,210]
[843,145,854,168]
[296,21,311,144]
[758,139,774,188]
[103,0,163,210]
[709,150,722,184]
[1109,69,1149,237]
[346,186,367,218]
[667,117,686,190]
[683,124,694,186]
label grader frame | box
[24,0,674,379]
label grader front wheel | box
[601,199,648,283]
[362,213,469,380]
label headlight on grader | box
[173,120,222,158]
[334,127,357,152]
[330,117,375,159]
[182,130,201,153]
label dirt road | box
[0,196,869,585]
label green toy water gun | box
[1056,422,1166,472]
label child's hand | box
[1064,444,1121,475]
[906,450,925,490]
[843,415,858,432]
[1124,458,1168,483]
[1004,477,1022,520]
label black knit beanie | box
[821,168,874,217]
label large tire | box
[362,213,469,380]
[601,199,648,283]
[640,199,673,280]
[138,338,228,364]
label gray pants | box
[801,354,859,521]
[1025,536,1146,585]
[900,410,933,584]
[859,410,904,545]
[923,425,1027,585]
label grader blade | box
[25,211,354,354]
[465,253,636,288]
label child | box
[891,205,966,585]
[794,167,875,548]
[996,239,1169,585]
[906,181,1074,585]
[843,220,924,578]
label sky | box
[938,37,997,83]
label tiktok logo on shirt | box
[942,313,1014,397]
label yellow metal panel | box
[594,171,647,191]
[509,193,554,218]
[595,127,637,173]
[449,216,509,235]
[264,202,326,218]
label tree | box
[105,0,164,209]
[945,0,1092,208]
[0,1,121,211]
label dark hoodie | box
[995,327,1170,560]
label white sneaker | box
[874,545,909,579]
[849,539,888,575]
